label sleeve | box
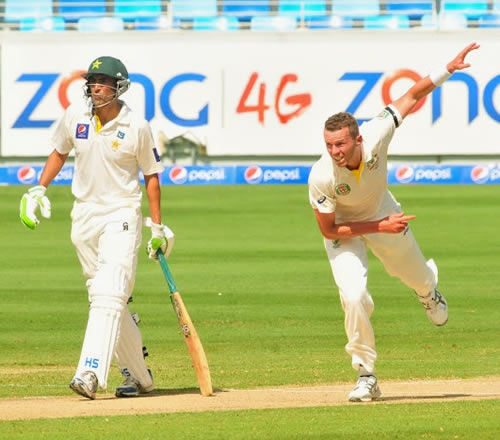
[51,109,74,155]
[137,121,164,176]
[308,164,336,214]
[362,104,403,156]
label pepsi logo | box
[395,166,414,183]
[470,166,489,184]
[169,166,188,184]
[77,125,86,133]
[17,166,37,184]
[244,166,263,184]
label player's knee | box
[340,288,373,311]
[89,264,130,308]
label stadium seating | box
[20,16,65,31]
[477,13,500,28]
[363,14,410,29]
[5,0,53,21]
[78,16,125,32]
[250,15,297,31]
[222,0,271,22]
[332,0,380,18]
[171,0,217,19]
[4,1,498,32]
[114,0,162,21]
[57,0,107,22]
[441,1,489,19]
[193,16,240,30]
[305,15,353,29]
[278,1,327,19]
[133,15,172,30]
[384,1,434,21]
[437,11,469,28]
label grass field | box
[1,184,499,438]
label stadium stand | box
[193,15,240,30]
[222,0,271,22]
[2,1,500,31]
[57,0,107,23]
[250,14,297,30]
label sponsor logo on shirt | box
[75,123,89,139]
[117,131,125,139]
[366,154,379,170]
[317,196,326,204]
[335,183,351,195]
[376,109,390,119]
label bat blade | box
[157,250,213,397]
[170,291,213,397]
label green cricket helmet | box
[83,56,130,101]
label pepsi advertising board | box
[3,164,500,185]
[387,164,500,184]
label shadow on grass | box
[379,393,470,402]
[97,387,220,400]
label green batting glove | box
[20,185,51,230]
[146,221,175,260]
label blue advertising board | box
[2,164,500,185]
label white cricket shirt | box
[308,105,403,223]
[52,101,164,208]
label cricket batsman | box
[19,56,173,399]
[308,43,479,402]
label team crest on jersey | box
[111,140,120,151]
[377,109,390,119]
[75,124,89,139]
[335,183,351,196]
[366,154,379,170]
[117,131,125,139]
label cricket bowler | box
[19,56,173,399]
[308,42,479,402]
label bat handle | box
[157,249,178,294]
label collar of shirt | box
[87,101,132,133]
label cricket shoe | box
[115,368,154,398]
[348,375,381,402]
[416,289,448,326]
[69,371,98,400]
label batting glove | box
[147,221,175,261]
[19,185,51,230]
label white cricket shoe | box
[417,289,448,326]
[69,371,98,400]
[348,375,381,402]
[115,368,154,398]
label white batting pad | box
[114,312,153,389]
[75,264,129,388]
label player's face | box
[87,74,117,106]
[324,127,362,169]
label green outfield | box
[1,184,499,438]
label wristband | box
[429,66,452,87]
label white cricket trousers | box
[70,201,151,389]
[324,226,437,375]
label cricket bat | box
[157,249,213,397]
